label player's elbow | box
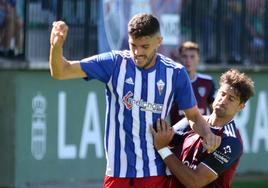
[185,182,201,188]
[184,176,213,188]
[183,178,202,188]
[50,70,66,80]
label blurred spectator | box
[15,0,24,55]
[0,0,6,25]
[196,0,218,63]
[245,0,265,64]
[1,0,16,56]
[223,0,242,64]
[0,0,7,53]
[170,41,216,126]
[0,0,24,57]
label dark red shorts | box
[103,175,172,188]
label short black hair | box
[128,13,160,38]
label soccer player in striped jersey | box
[152,69,254,188]
[49,13,220,188]
[170,41,216,126]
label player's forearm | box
[164,154,206,188]
[188,112,210,139]
[49,45,67,79]
[189,113,221,153]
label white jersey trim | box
[133,68,144,177]
[147,71,158,176]
[117,59,128,177]
[200,162,218,176]
[106,80,116,176]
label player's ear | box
[157,36,163,46]
[238,103,245,112]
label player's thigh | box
[103,176,131,188]
[103,176,172,188]
[137,176,172,188]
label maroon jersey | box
[170,73,215,125]
[170,118,243,188]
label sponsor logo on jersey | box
[213,149,231,164]
[183,160,197,170]
[122,91,163,113]
[123,91,134,110]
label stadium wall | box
[0,69,268,187]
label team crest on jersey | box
[198,87,206,97]
[157,79,165,95]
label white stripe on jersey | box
[162,67,173,175]
[161,68,173,119]
[117,59,128,177]
[106,80,116,176]
[146,71,158,176]
[133,68,144,177]
[224,123,236,138]
[196,73,213,80]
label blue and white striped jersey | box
[80,50,196,178]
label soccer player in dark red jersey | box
[170,41,216,126]
[151,69,255,188]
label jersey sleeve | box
[207,79,216,105]
[80,51,116,83]
[174,68,197,110]
[172,117,190,134]
[201,137,243,176]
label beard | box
[133,49,156,69]
[214,106,227,118]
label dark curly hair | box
[219,69,255,104]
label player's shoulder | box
[196,73,214,81]
[111,50,132,59]
[157,53,184,69]
[213,120,243,156]
[222,120,242,143]
[219,133,243,157]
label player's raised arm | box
[184,106,221,153]
[49,21,86,80]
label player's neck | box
[189,72,196,80]
[207,113,233,128]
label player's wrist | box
[158,147,172,160]
[203,124,212,139]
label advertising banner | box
[1,70,268,186]
[98,0,182,59]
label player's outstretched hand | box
[150,119,175,150]
[50,21,68,48]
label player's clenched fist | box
[203,132,221,153]
[50,21,68,47]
